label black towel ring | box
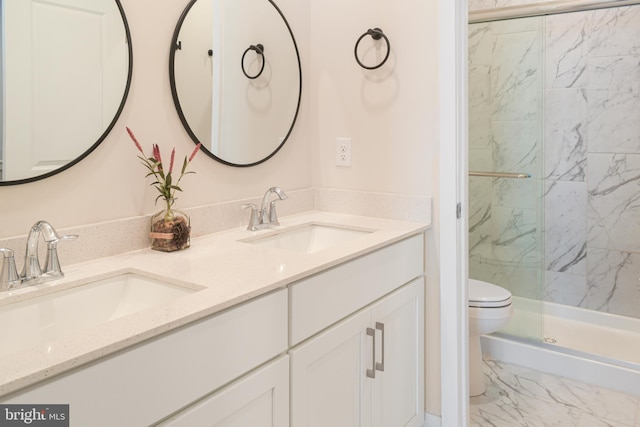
[354,28,390,70]
[241,44,265,79]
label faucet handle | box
[43,234,78,278]
[268,200,283,226]
[241,204,261,231]
[0,248,21,291]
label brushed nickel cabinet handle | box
[366,327,376,378]
[375,322,385,372]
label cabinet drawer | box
[4,289,288,427]
[289,234,423,345]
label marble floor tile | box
[470,359,640,426]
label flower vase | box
[150,200,190,252]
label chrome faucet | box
[0,220,78,291]
[242,187,288,231]
[260,187,288,226]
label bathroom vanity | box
[0,212,427,426]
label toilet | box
[468,279,513,396]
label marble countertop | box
[0,211,428,398]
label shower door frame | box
[470,0,640,23]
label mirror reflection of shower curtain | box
[468,16,545,341]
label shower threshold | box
[541,300,640,368]
[481,297,640,395]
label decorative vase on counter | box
[126,126,201,253]
[150,199,190,252]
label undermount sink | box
[242,223,374,254]
[0,273,196,356]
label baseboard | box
[423,412,442,427]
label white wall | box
[309,0,436,196]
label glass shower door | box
[468,16,545,341]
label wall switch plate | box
[336,138,352,167]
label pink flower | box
[126,127,144,155]
[188,143,201,163]
[126,127,198,205]
[169,148,175,175]
[152,144,162,163]
[152,144,163,172]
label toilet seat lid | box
[469,279,512,308]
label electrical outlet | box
[336,138,352,167]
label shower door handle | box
[469,171,531,179]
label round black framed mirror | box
[0,0,133,185]
[169,0,302,167]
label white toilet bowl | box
[468,279,513,396]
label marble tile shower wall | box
[469,4,640,319]
[547,5,640,318]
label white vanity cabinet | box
[289,235,425,427]
[3,289,288,427]
[2,230,426,427]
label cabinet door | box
[158,355,289,427]
[290,309,374,427]
[371,279,425,427]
